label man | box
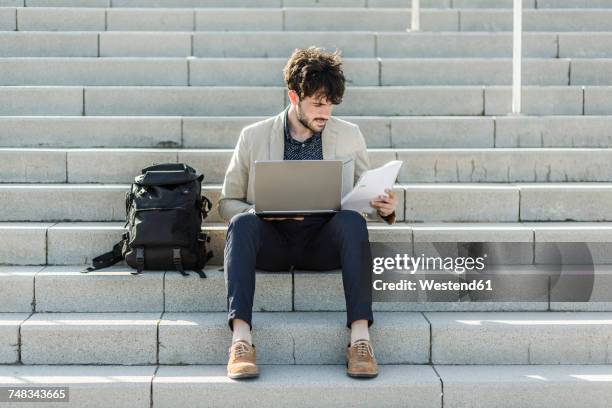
[217,47,397,379]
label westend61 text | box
[373,279,493,292]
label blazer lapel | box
[322,119,338,160]
[268,111,285,160]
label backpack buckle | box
[173,248,188,276]
[133,247,145,274]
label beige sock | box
[231,319,253,345]
[350,319,370,346]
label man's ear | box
[288,90,299,106]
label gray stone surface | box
[0,32,98,57]
[21,312,160,364]
[0,116,182,148]
[100,32,192,57]
[177,149,231,184]
[0,58,188,86]
[153,365,441,408]
[196,8,282,31]
[193,32,376,58]
[0,266,39,312]
[0,223,50,265]
[520,184,612,221]
[284,8,458,31]
[428,311,612,364]
[0,148,65,182]
[571,59,612,85]
[47,222,125,265]
[404,184,519,222]
[67,149,178,183]
[585,86,612,115]
[336,87,484,116]
[533,222,612,265]
[377,32,558,58]
[382,58,569,86]
[438,365,612,408]
[0,313,29,363]
[35,266,164,312]
[0,8,16,31]
[17,7,105,31]
[0,86,82,115]
[495,116,612,148]
[0,185,127,222]
[397,148,612,183]
[189,58,378,86]
[84,86,285,116]
[391,117,494,148]
[0,365,154,408]
[159,312,429,364]
[559,33,612,58]
[106,8,193,31]
[460,9,612,32]
[164,267,292,312]
[485,86,583,115]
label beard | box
[296,103,326,134]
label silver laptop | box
[254,160,343,216]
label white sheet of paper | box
[341,160,403,214]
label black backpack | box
[83,163,213,278]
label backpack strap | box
[131,247,145,275]
[173,248,189,276]
[200,195,213,220]
[81,239,124,273]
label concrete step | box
[20,312,161,364]
[427,311,612,364]
[0,364,442,408]
[0,364,609,408]
[4,181,612,223]
[2,31,611,59]
[5,8,612,32]
[9,7,458,32]
[5,311,612,365]
[13,311,428,365]
[0,57,584,86]
[5,220,612,268]
[3,116,612,149]
[0,85,600,116]
[21,0,611,8]
[459,9,612,32]
[158,311,429,364]
[0,365,155,408]
[18,0,535,8]
[0,183,401,223]
[6,263,612,314]
[0,57,577,87]
[7,147,612,184]
[436,365,612,408]
[0,31,558,58]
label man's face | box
[292,92,334,134]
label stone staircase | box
[2,0,612,407]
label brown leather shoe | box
[346,339,378,378]
[227,340,259,379]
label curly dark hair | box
[283,47,345,105]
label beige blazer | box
[217,109,396,225]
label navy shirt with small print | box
[283,107,323,160]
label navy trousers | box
[224,210,374,331]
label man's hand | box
[370,188,397,218]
